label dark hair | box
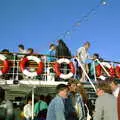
[18,44,24,49]
[49,44,56,49]
[27,48,34,53]
[1,49,9,53]
[97,80,112,93]
[40,95,45,101]
[93,53,99,59]
[56,84,68,93]
[27,97,32,103]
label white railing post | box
[44,56,47,81]
[32,86,35,120]
[93,61,97,82]
[12,53,16,80]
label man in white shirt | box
[18,44,27,58]
[24,97,32,120]
[76,41,90,82]
[18,44,27,53]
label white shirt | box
[113,87,120,98]
[76,47,88,63]
[23,104,32,119]
[19,49,27,54]
[18,49,27,58]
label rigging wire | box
[54,0,108,42]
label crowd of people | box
[0,77,120,120]
[0,39,112,82]
[47,77,120,120]
[0,40,120,120]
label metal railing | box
[0,52,119,85]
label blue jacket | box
[47,49,56,62]
[46,95,65,120]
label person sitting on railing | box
[47,44,56,62]
[1,49,9,54]
[17,44,27,59]
[18,44,27,54]
[26,48,34,55]
[18,44,27,58]
[46,44,56,81]
[1,49,13,60]
[76,41,91,82]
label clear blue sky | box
[0,0,119,62]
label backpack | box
[36,101,47,120]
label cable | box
[54,0,108,42]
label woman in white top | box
[23,97,32,120]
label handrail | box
[0,52,119,85]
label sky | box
[0,0,119,62]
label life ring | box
[19,56,44,77]
[54,58,75,79]
[95,64,102,77]
[116,65,120,78]
[96,62,115,77]
[0,54,9,75]
[102,62,115,77]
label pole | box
[32,86,35,120]
[12,53,16,80]
[93,61,97,82]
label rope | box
[54,0,108,42]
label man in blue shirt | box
[47,44,56,62]
[46,84,68,120]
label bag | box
[36,101,47,120]
[37,109,47,119]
